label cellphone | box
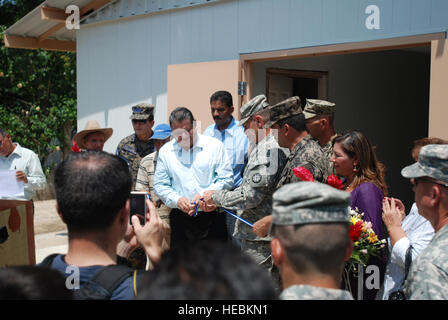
[130,191,147,224]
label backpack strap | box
[83,264,135,299]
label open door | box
[167,60,240,133]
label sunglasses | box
[413,177,448,188]
[132,119,148,124]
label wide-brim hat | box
[73,120,113,149]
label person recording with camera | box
[40,151,166,300]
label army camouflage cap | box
[239,95,269,126]
[271,181,351,227]
[401,144,448,184]
[303,99,336,120]
[264,96,302,128]
[130,103,155,120]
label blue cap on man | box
[150,124,172,140]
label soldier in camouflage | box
[264,96,331,188]
[201,95,288,275]
[303,99,338,173]
[401,144,448,299]
[116,103,155,189]
[270,181,354,300]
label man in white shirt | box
[0,127,46,200]
[203,91,250,242]
[154,107,234,248]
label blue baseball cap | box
[150,124,171,140]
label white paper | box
[0,170,24,197]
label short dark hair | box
[0,127,8,137]
[272,223,349,275]
[54,151,132,233]
[169,107,195,126]
[137,241,278,300]
[277,113,306,132]
[210,91,233,108]
[0,266,72,300]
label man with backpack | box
[40,151,166,299]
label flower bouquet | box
[292,166,385,265]
[348,208,386,267]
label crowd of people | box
[0,90,447,301]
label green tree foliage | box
[0,0,77,171]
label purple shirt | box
[350,182,385,239]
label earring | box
[353,164,360,172]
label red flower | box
[71,141,81,153]
[293,166,314,182]
[349,221,363,242]
[327,174,344,190]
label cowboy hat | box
[73,120,113,149]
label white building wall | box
[76,0,448,153]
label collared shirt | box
[280,284,354,300]
[379,203,434,300]
[203,118,249,188]
[0,143,46,200]
[154,134,234,209]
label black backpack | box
[40,254,137,300]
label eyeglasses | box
[413,177,448,188]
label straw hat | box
[73,120,113,149]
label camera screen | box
[130,192,146,224]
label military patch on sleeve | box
[122,145,137,155]
[252,173,262,184]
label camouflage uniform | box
[276,135,331,188]
[280,285,353,300]
[265,96,331,187]
[212,134,287,265]
[400,144,448,299]
[271,181,354,300]
[212,95,288,273]
[303,99,337,174]
[116,104,155,188]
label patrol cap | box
[130,103,155,120]
[271,181,351,228]
[401,144,448,184]
[303,99,336,120]
[239,95,269,126]
[264,96,302,128]
[150,124,171,140]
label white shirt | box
[0,143,46,200]
[154,134,234,208]
[379,203,434,299]
[203,118,249,188]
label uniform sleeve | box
[406,262,448,300]
[212,163,273,210]
[213,147,286,210]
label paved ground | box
[34,200,68,263]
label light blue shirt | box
[379,203,435,299]
[203,118,249,188]
[154,133,234,209]
[0,143,46,200]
